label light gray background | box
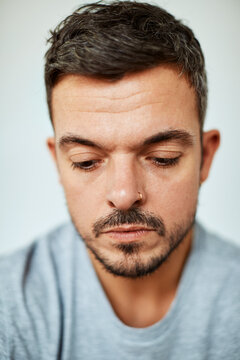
[1,0,239,254]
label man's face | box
[48,66,218,278]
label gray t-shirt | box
[0,222,239,360]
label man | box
[0,1,239,359]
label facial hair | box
[71,207,196,279]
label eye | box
[151,156,180,167]
[71,160,100,172]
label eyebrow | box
[143,129,194,147]
[58,129,194,151]
[59,135,102,149]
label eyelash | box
[71,160,99,172]
[71,156,180,172]
[150,156,180,167]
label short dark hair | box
[45,1,207,128]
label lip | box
[102,226,155,242]
[103,226,154,233]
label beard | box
[71,207,196,279]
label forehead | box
[51,66,199,143]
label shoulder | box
[0,222,76,284]
[0,221,77,269]
[194,223,240,302]
[191,223,240,315]
[0,222,80,358]
[0,221,80,294]
[198,223,240,304]
[195,222,240,273]
[195,224,240,351]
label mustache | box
[92,208,165,237]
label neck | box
[88,227,193,328]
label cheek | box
[60,170,104,228]
[59,169,88,213]
[64,182,95,210]
[148,166,200,222]
[167,177,199,214]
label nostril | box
[107,200,116,208]
[106,189,145,211]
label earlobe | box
[200,130,220,184]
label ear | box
[200,130,220,184]
[47,137,57,163]
[46,137,62,184]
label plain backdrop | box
[0,0,240,254]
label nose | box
[106,156,145,211]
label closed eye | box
[150,156,180,167]
[71,156,180,172]
[71,160,100,171]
